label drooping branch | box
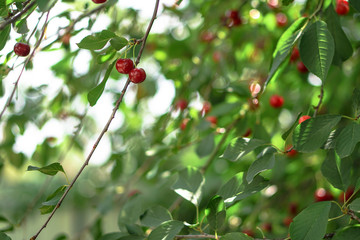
[29,0,160,239]
[0,0,36,31]
[0,10,51,121]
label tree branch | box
[0,0,36,31]
[0,10,50,121]
[348,210,360,223]
[29,0,160,239]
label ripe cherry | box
[276,13,288,27]
[212,51,222,63]
[267,0,279,9]
[283,216,293,227]
[339,186,355,203]
[242,229,255,237]
[269,94,284,108]
[262,223,272,232]
[224,9,242,28]
[116,59,134,74]
[129,68,146,84]
[290,47,300,63]
[288,202,298,216]
[200,31,216,43]
[92,0,107,3]
[286,146,298,157]
[14,42,30,57]
[299,115,311,124]
[336,0,349,15]
[297,61,308,73]
[201,101,211,115]
[176,99,188,111]
[314,188,334,202]
[206,116,218,125]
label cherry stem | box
[313,83,324,117]
[29,0,160,239]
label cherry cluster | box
[116,59,146,84]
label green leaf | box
[171,166,205,206]
[110,37,128,51]
[324,5,353,64]
[335,122,360,158]
[77,30,117,50]
[99,232,128,240]
[0,232,11,240]
[36,0,57,12]
[148,220,183,240]
[220,232,253,240]
[221,138,266,162]
[321,150,351,191]
[353,89,360,117]
[299,20,335,81]
[218,173,269,207]
[282,112,302,140]
[14,18,29,34]
[266,17,307,87]
[349,0,360,12]
[289,201,331,240]
[332,226,360,240]
[87,60,116,106]
[0,0,7,17]
[39,185,67,214]
[349,198,360,212]
[246,147,276,183]
[140,206,172,228]
[0,25,10,51]
[293,115,341,152]
[206,195,226,231]
[196,133,215,158]
[27,162,65,176]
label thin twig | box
[348,210,360,223]
[29,0,160,239]
[0,10,51,121]
[0,0,36,31]
[175,234,217,239]
[313,83,324,117]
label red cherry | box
[180,118,190,130]
[206,116,218,125]
[262,223,272,232]
[212,51,222,63]
[288,202,298,216]
[129,68,146,84]
[201,101,211,115]
[14,42,30,57]
[200,31,216,43]
[283,217,293,227]
[267,0,279,9]
[336,0,349,15]
[297,61,308,73]
[276,13,288,27]
[92,0,107,3]
[299,115,311,124]
[176,99,188,111]
[227,10,239,19]
[116,59,134,74]
[286,146,298,157]
[290,47,300,63]
[243,128,252,137]
[339,186,355,203]
[314,188,334,202]
[230,16,242,27]
[269,94,284,108]
[242,229,255,237]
